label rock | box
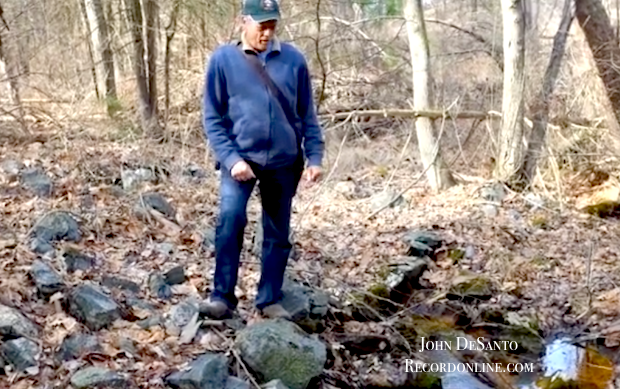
[1,337,39,371]
[102,276,140,294]
[334,181,358,199]
[166,301,199,335]
[262,380,289,389]
[201,228,216,250]
[235,319,326,389]
[447,271,496,302]
[57,333,102,361]
[279,279,329,333]
[525,192,545,210]
[402,230,443,258]
[0,304,39,338]
[155,242,176,257]
[184,164,206,179]
[119,337,138,357]
[68,284,121,330]
[384,257,429,304]
[21,168,53,197]
[30,260,65,296]
[481,204,498,218]
[479,182,506,203]
[134,192,176,221]
[226,376,251,389]
[1,159,23,180]
[138,315,162,330]
[64,249,95,272]
[30,211,81,254]
[370,191,405,212]
[465,246,476,259]
[164,266,186,285]
[121,168,155,192]
[70,367,130,389]
[149,273,172,300]
[164,353,229,389]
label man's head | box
[241,0,280,52]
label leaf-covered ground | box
[1,128,620,388]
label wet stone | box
[225,376,250,389]
[164,353,228,389]
[21,168,53,197]
[56,333,102,362]
[403,230,443,258]
[1,159,23,180]
[1,337,39,371]
[68,284,121,330]
[149,273,172,300]
[64,250,95,273]
[121,168,155,192]
[30,259,65,297]
[135,192,176,221]
[0,304,39,338]
[164,266,186,285]
[279,279,329,333]
[102,276,140,294]
[30,211,81,254]
[70,366,130,389]
[262,380,290,389]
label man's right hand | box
[231,160,256,181]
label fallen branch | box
[320,109,499,121]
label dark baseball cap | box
[243,0,281,23]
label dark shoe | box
[260,303,292,320]
[199,298,233,319]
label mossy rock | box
[411,372,441,388]
[582,201,620,218]
[235,319,326,389]
[447,272,496,302]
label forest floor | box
[1,124,620,388]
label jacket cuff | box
[307,154,322,168]
[223,154,244,172]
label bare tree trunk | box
[85,0,118,115]
[145,0,157,120]
[127,0,159,136]
[164,0,179,131]
[522,0,573,182]
[495,0,526,185]
[576,0,620,142]
[78,0,100,100]
[0,4,28,135]
[404,0,455,191]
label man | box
[201,0,324,319]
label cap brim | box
[248,12,280,23]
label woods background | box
[2,0,618,198]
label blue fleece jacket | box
[202,38,324,172]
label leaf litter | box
[1,133,620,387]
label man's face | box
[243,17,277,52]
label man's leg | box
[210,167,255,310]
[255,164,298,311]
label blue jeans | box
[211,160,302,310]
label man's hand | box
[302,166,322,183]
[231,161,256,181]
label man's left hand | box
[303,166,322,183]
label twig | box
[232,348,261,389]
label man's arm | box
[297,57,324,168]
[203,51,243,172]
